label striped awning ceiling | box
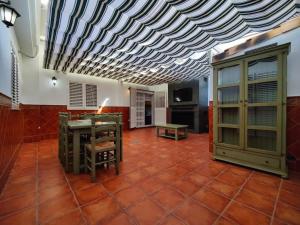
[43,0,300,85]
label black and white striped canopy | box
[43,0,300,85]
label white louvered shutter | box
[129,88,137,128]
[154,91,166,124]
[85,84,97,107]
[11,50,19,109]
[69,82,83,107]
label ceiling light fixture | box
[0,0,21,27]
[149,68,158,73]
[161,64,171,68]
[190,51,206,60]
[51,76,57,86]
[41,0,49,6]
[175,58,188,65]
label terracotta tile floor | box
[1,128,300,225]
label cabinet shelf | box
[218,124,240,128]
[217,83,240,89]
[247,102,278,107]
[217,104,241,108]
[247,125,277,131]
[247,77,277,85]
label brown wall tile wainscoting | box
[208,97,300,171]
[0,93,24,192]
[21,105,130,143]
[286,97,300,171]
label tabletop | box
[155,123,189,129]
[68,120,116,130]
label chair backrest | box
[58,114,69,159]
[59,113,68,137]
[69,113,80,120]
[58,113,67,150]
[90,115,120,148]
[80,112,122,123]
[59,115,69,138]
[80,113,96,120]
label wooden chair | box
[69,113,80,120]
[84,115,120,182]
[59,113,86,172]
[58,112,69,165]
[80,113,96,120]
[80,112,123,161]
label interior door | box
[145,100,152,125]
[214,61,244,149]
[145,94,153,125]
[136,92,145,128]
[244,53,282,155]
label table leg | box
[185,128,188,138]
[120,124,123,161]
[175,128,178,141]
[156,127,159,137]
[165,129,169,136]
[73,131,80,174]
[120,138,123,161]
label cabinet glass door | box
[245,55,281,155]
[215,63,243,148]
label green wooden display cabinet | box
[212,43,290,178]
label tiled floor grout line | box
[153,165,231,225]
[225,174,288,220]
[63,160,141,224]
[270,178,283,225]
[92,163,203,225]
[0,146,37,221]
[0,146,32,200]
[169,166,230,224]
[47,142,89,225]
[35,143,39,225]
[212,170,254,225]
[2,134,300,225]
[104,185,140,225]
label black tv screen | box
[173,88,193,102]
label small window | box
[69,82,83,107]
[155,91,165,108]
[11,49,19,110]
[68,82,98,109]
[86,84,97,107]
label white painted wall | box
[0,23,22,97]
[208,27,300,101]
[21,41,149,107]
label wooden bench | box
[156,123,189,141]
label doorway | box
[145,100,152,125]
[130,88,155,128]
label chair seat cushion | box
[85,141,115,152]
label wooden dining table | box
[68,119,123,174]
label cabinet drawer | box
[216,148,280,169]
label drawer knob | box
[265,160,269,164]
[222,151,226,155]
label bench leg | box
[175,129,178,141]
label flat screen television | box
[173,88,193,102]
